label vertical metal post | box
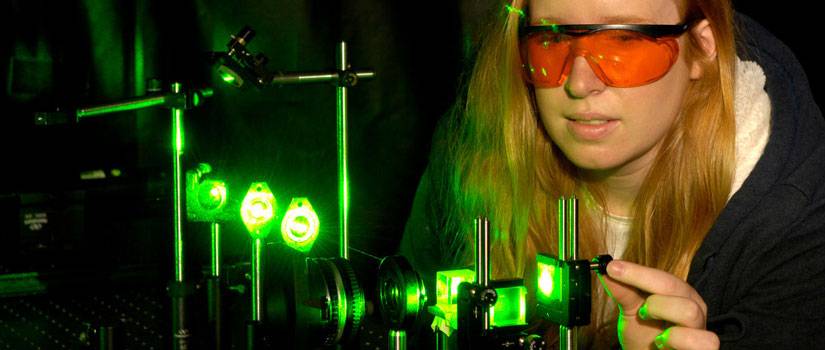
[251,238,264,321]
[172,82,185,282]
[170,82,189,350]
[336,41,350,259]
[436,332,449,350]
[475,217,491,330]
[389,330,407,350]
[208,223,222,350]
[211,223,221,277]
[558,197,578,350]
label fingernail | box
[608,261,624,276]
[638,302,650,320]
[654,328,671,349]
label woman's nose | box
[564,55,607,98]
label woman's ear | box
[689,19,717,80]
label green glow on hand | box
[537,254,561,303]
[240,183,276,239]
[280,197,320,253]
[436,269,475,306]
[490,285,527,327]
[221,73,235,83]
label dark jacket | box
[401,13,825,349]
[688,13,825,348]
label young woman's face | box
[531,0,698,178]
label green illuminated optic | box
[217,65,243,88]
[537,254,561,304]
[280,198,320,253]
[198,181,227,210]
[490,285,527,327]
[241,183,276,239]
[436,269,475,306]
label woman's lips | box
[565,114,619,141]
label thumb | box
[599,261,646,315]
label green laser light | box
[536,253,593,327]
[436,269,475,307]
[280,197,320,253]
[490,284,527,327]
[241,182,276,239]
[217,65,243,88]
[185,164,230,222]
[537,254,560,303]
[199,181,227,210]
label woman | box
[401,0,825,348]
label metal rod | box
[98,326,114,350]
[337,41,350,259]
[77,95,167,120]
[211,223,221,277]
[170,82,188,350]
[271,70,374,85]
[436,332,449,350]
[475,216,490,330]
[172,82,185,283]
[389,330,406,350]
[251,238,264,321]
[558,196,578,350]
[558,197,568,260]
[209,222,223,349]
[568,197,578,260]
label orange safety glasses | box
[520,23,690,88]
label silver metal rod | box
[558,197,568,259]
[77,95,167,119]
[251,238,263,321]
[172,82,185,283]
[568,197,578,260]
[211,223,221,277]
[558,196,578,350]
[270,70,374,85]
[475,217,490,287]
[436,332,449,350]
[475,216,490,330]
[337,41,350,260]
[389,330,406,350]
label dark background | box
[0,0,820,348]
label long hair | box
[430,0,736,345]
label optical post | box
[535,197,613,350]
[36,83,213,350]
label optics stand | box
[184,163,228,350]
[559,197,577,350]
[35,83,213,350]
[208,221,222,350]
[213,27,374,349]
[448,217,546,350]
[240,182,277,350]
[213,27,374,261]
[377,255,428,350]
[536,197,612,350]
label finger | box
[639,294,705,329]
[607,261,706,314]
[598,271,646,315]
[655,327,720,350]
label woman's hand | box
[599,260,720,350]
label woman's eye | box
[540,34,566,47]
[609,32,642,42]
